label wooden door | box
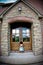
[23,29,32,50]
[10,28,20,51]
[10,27,32,51]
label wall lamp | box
[18,7,22,13]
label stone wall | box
[0,21,1,55]
[32,19,42,55]
[40,18,43,54]
[1,20,9,56]
[4,2,38,19]
[1,2,42,56]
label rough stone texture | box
[40,18,43,54]
[1,20,9,56]
[0,21,1,56]
[4,2,38,20]
[1,2,42,56]
[32,19,42,55]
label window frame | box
[11,27,31,43]
[22,27,31,42]
[11,28,20,43]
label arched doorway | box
[10,22,32,51]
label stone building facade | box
[0,0,43,64]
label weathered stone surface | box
[0,21,1,56]
[3,2,38,20]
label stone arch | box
[8,16,33,23]
[7,16,33,53]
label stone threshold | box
[0,52,43,64]
[10,50,32,53]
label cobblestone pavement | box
[0,62,43,65]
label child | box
[19,41,24,52]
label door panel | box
[23,43,32,51]
[11,42,32,51]
[11,42,19,51]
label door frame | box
[8,16,33,51]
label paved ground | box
[0,62,43,65]
[0,52,43,64]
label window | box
[12,27,30,42]
[22,28,30,42]
[12,28,19,42]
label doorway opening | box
[10,22,32,52]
